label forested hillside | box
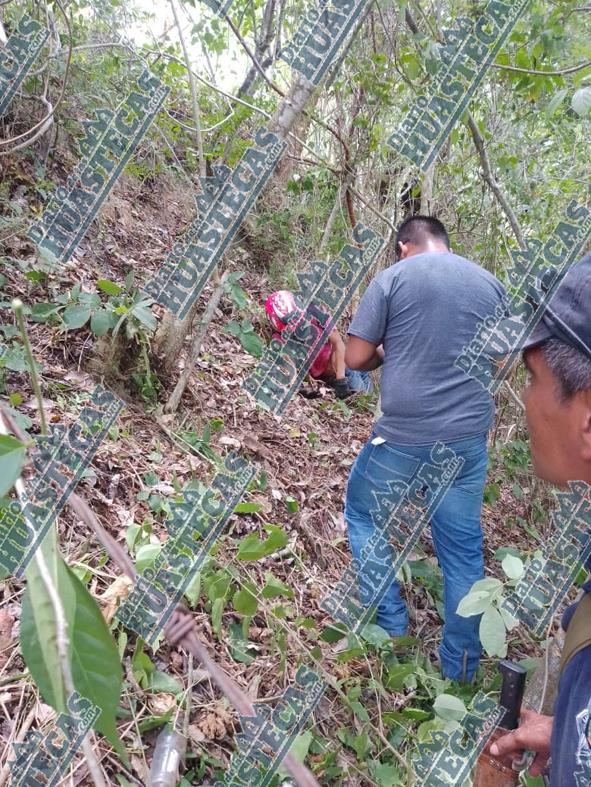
[0,0,590,785]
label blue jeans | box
[344,432,489,681]
[345,368,373,393]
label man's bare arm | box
[345,336,384,371]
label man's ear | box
[398,242,409,260]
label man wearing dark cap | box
[489,252,591,786]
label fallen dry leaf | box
[99,576,133,624]
[197,703,234,740]
[147,693,177,715]
[188,723,206,747]
[0,609,14,671]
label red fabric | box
[265,291,297,331]
[309,340,332,378]
[267,291,333,378]
[272,331,332,379]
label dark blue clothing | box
[551,579,591,786]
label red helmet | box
[265,290,298,332]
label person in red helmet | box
[264,290,372,399]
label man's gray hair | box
[542,338,591,400]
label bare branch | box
[165,272,229,413]
[466,112,526,250]
[169,0,206,177]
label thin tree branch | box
[64,491,321,787]
[169,0,206,177]
[491,58,591,76]
[466,112,526,249]
[0,0,72,153]
[165,272,229,413]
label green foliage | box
[224,318,264,357]
[572,86,591,116]
[236,524,289,560]
[32,277,156,341]
[456,557,524,657]
[0,434,26,496]
[21,557,126,759]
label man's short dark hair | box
[542,338,591,401]
[395,215,450,258]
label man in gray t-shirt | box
[342,215,505,682]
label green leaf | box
[97,279,123,296]
[131,302,156,332]
[207,571,232,601]
[320,623,348,643]
[433,693,467,722]
[232,587,258,616]
[137,710,173,733]
[360,623,391,649]
[385,663,416,691]
[239,331,264,358]
[224,320,242,337]
[131,639,155,686]
[136,543,162,573]
[401,707,430,720]
[211,596,224,636]
[545,88,568,116]
[337,727,371,760]
[228,284,248,309]
[278,731,313,776]
[31,302,60,321]
[184,572,201,607]
[469,577,503,594]
[21,543,74,714]
[368,760,401,786]
[147,670,183,695]
[63,305,92,329]
[236,524,289,560]
[135,544,162,574]
[349,700,370,722]
[233,501,263,514]
[480,606,508,658]
[91,309,116,337]
[286,496,299,513]
[0,434,26,496]
[22,559,126,760]
[456,590,493,618]
[261,572,294,599]
[494,547,521,562]
[499,605,519,630]
[572,86,591,116]
[502,554,524,581]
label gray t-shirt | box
[348,251,506,445]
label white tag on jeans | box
[371,436,386,445]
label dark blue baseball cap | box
[514,252,591,360]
